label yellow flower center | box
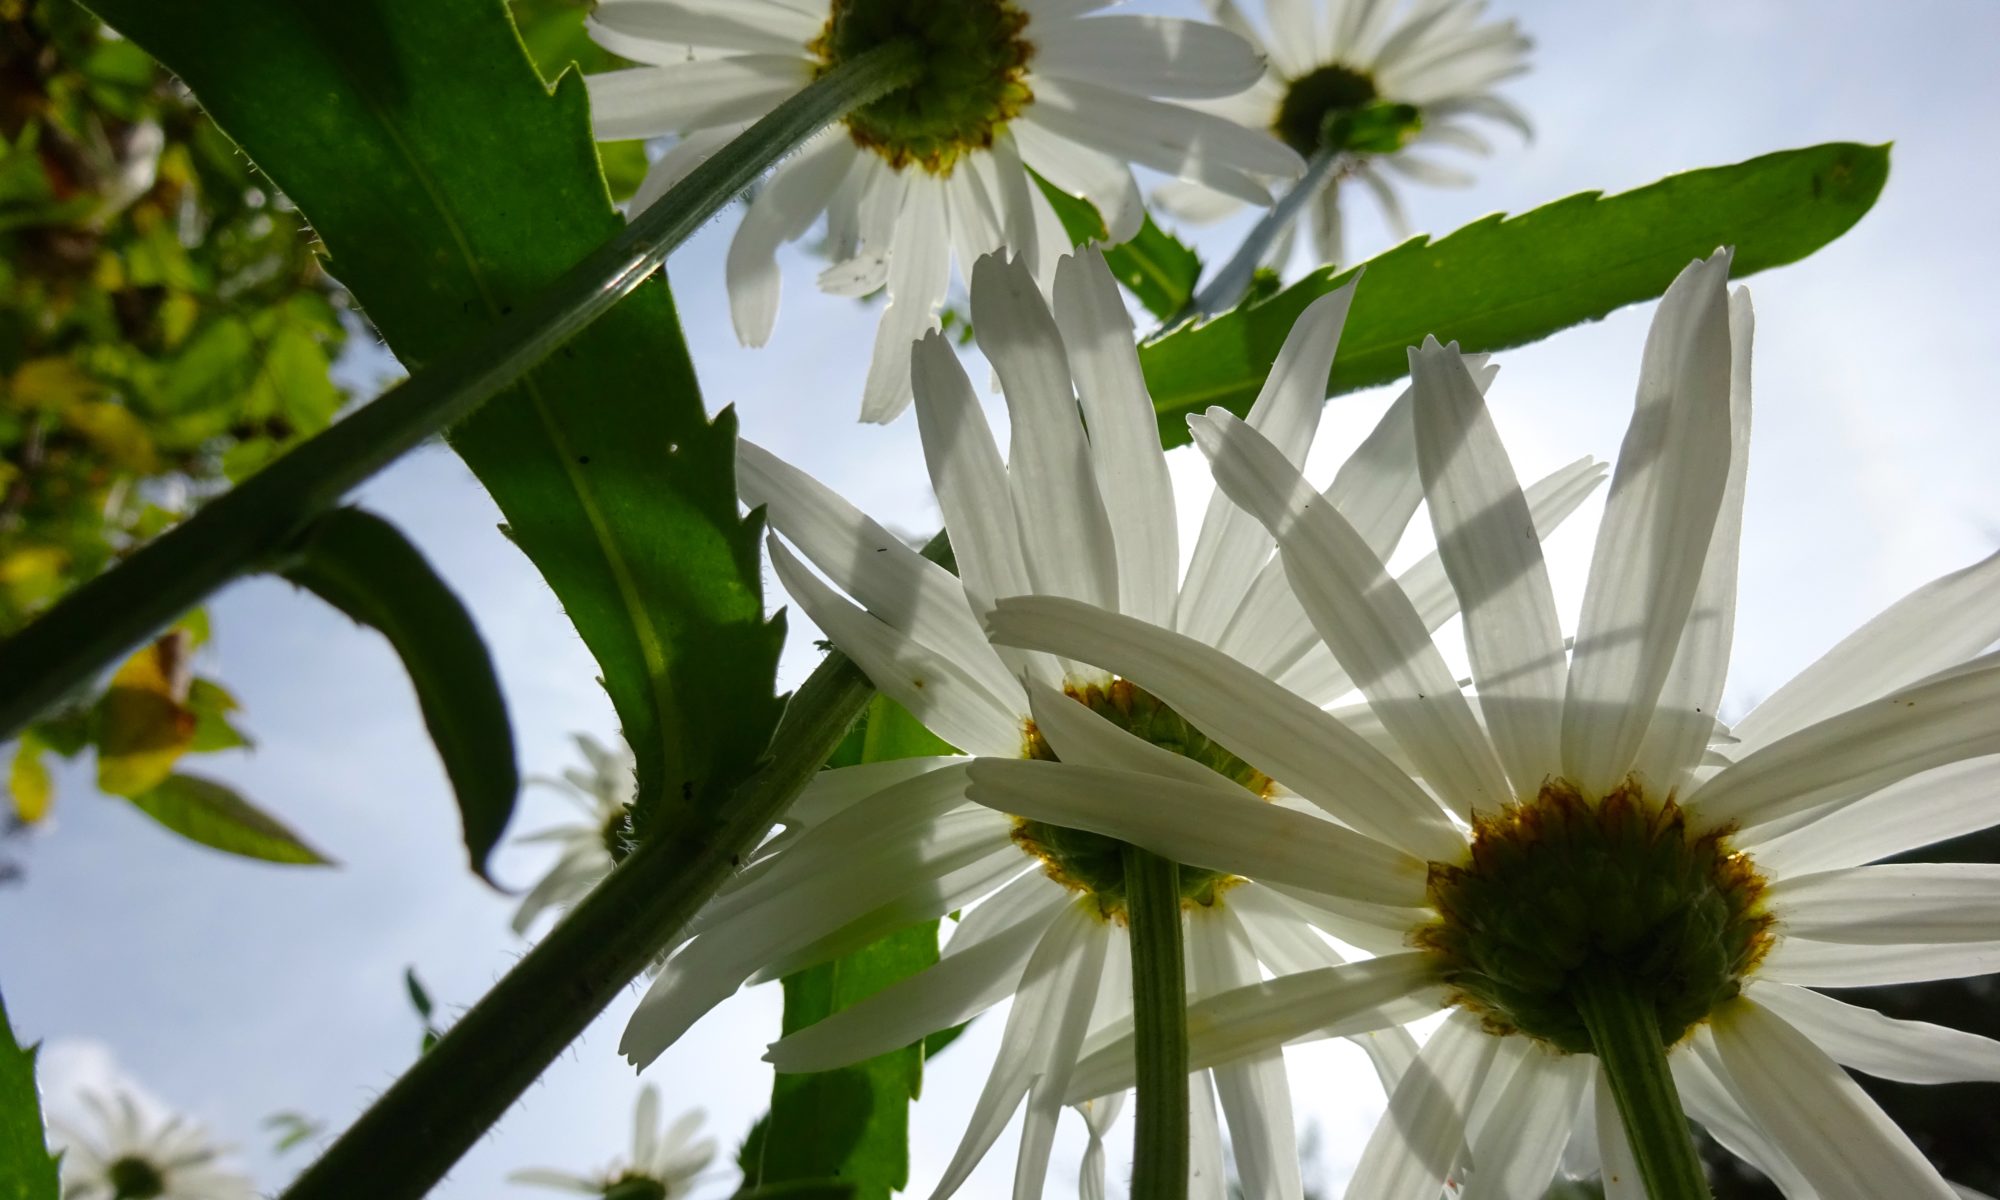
[1011,679,1270,920]
[1416,778,1774,1054]
[811,0,1035,174]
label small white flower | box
[1160,0,1532,266]
[510,734,635,936]
[52,1090,255,1200]
[511,1085,714,1199]
[618,247,1606,1200]
[583,0,1303,422]
[969,250,2000,1199]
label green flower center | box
[1012,679,1271,919]
[107,1156,166,1200]
[811,0,1035,174]
[603,1175,669,1200]
[1417,778,1774,1055]
[1272,64,1423,157]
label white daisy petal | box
[1632,287,1756,790]
[1345,1011,1498,1200]
[861,180,951,423]
[909,332,1033,612]
[1053,250,1180,628]
[1033,16,1268,99]
[633,1084,661,1164]
[1010,119,1148,243]
[766,895,1061,1072]
[1688,655,2000,834]
[1024,680,1224,788]
[1153,178,1250,226]
[1189,1071,1227,1200]
[1461,1048,1590,1200]
[1562,250,1736,795]
[928,903,1107,1200]
[767,537,1020,756]
[586,3,817,60]
[1188,905,1303,1200]
[970,253,1121,612]
[739,439,1023,709]
[1062,953,1444,1103]
[1410,337,1567,793]
[1674,1034,1821,1198]
[967,758,1428,906]
[584,57,811,140]
[1179,280,1360,645]
[1192,408,1511,818]
[1708,999,1957,1200]
[1746,981,2000,1085]
[626,122,750,212]
[1730,548,2000,753]
[989,595,1464,861]
[1768,863,2000,944]
[507,1168,603,1192]
[1024,80,1299,207]
[1014,923,1112,1200]
[1749,757,2000,878]
[1590,1067,1646,1200]
[1759,937,2000,988]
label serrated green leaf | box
[1034,176,1203,320]
[282,506,516,882]
[750,698,953,1200]
[1143,142,1889,446]
[0,991,60,1200]
[82,0,785,842]
[128,772,331,865]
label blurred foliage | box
[405,966,444,1057]
[1,0,352,842]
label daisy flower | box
[582,0,1303,422]
[1160,0,1531,267]
[968,250,2000,1198]
[510,734,635,936]
[510,1084,714,1199]
[51,1089,255,1200]
[618,247,1606,1199]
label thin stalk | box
[1575,971,1711,1200]
[1122,846,1189,1200]
[0,39,924,742]
[1177,145,1346,322]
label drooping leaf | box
[0,990,60,1200]
[128,773,332,865]
[1143,142,1890,446]
[747,698,955,1200]
[93,628,195,797]
[1035,177,1203,320]
[282,507,516,882]
[81,0,786,842]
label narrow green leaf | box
[82,0,785,843]
[128,773,332,865]
[1034,177,1203,320]
[749,698,953,1200]
[1143,142,1889,446]
[282,507,516,881]
[0,990,61,1200]
[404,968,434,1021]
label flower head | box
[584,0,1302,421]
[510,734,635,936]
[52,1090,254,1200]
[510,1085,714,1199]
[969,250,2000,1198]
[618,246,1605,1199]
[1160,0,1532,266]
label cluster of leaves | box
[1,0,353,846]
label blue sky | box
[6,0,1999,1196]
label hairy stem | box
[1179,144,1346,321]
[0,39,924,742]
[1575,971,1711,1200]
[1123,846,1189,1200]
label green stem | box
[0,39,924,743]
[1122,845,1189,1200]
[1178,143,1346,321]
[1575,971,1711,1200]
[277,533,950,1200]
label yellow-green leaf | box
[128,773,332,865]
[95,628,195,796]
